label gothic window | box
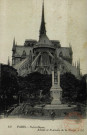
[44,69,47,74]
[51,52,53,56]
[36,52,39,55]
[22,50,26,56]
[59,51,63,57]
[49,56,51,64]
[54,63,57,69]
[33,49,34,53]
[54,44,56,47]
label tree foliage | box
[0,66,86,112]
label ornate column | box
[52,71,54,86]
[58,71,60,87]
[50,69,62,105]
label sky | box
[0,0,87,74]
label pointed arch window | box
[59,51,63,57]
[22,50,26,56]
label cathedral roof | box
[14,57,29,70]
[34,34,55,49]
[38,35,52,45]
[62,59,80,78]
[24,39,37,46]
[14,46,32,57]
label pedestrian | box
[51,110,55,119]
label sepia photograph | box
[0,0,87,134]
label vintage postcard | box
[0,0,87,135]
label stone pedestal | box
[50,71,62,105]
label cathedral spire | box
[39,0,46,38]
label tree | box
[0,65,19,111]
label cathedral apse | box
[12,1,80,78]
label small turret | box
[69,43,73,52]
[79,59,80,70]
[80,71,82,77]
[12,37,16,52]
[69,43,73,64]
[16,42,17,46]
[75,61,76,68]
[12,37,16,66]
[76,60,78,68]
[77,59,80,75]
[72,61,74,66]
[8,56,10,66]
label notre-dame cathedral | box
[12,1,80,78]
